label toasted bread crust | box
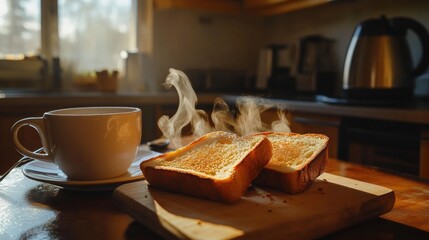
[252,132,329,194]
[253,148,328,193]
[141,132,272,202]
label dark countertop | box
[1,90,429,125]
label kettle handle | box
[392,17,429,77]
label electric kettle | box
[343,16,429,99]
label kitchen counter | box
[0,148,428,239]
[1,90,429,125]
[223,95,429,125]
[0,91,218,110]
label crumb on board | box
[197,220,202,225]
[266,193,274,202]
[260,193,275,202]
[268,209,272,213]
[283,200,287,203]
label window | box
[0,0,41,58]
[0,0,151,90]
[58,0,134,86]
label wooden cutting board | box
[113,173,395,240]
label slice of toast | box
[140,131,272,202]
[253,132,329,194]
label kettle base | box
[342,88,413,101]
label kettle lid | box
[356,15,399,36]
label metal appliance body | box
[343,16,429,99]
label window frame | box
[1,0,153,90]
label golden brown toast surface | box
[140,131,272,202]
[253,132,329,193]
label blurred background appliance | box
[296,35,336,95]
[256,44,295,94]
[343,15,429,100]
[122,50,155,92]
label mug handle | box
[11,117,54,162]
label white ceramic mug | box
[11,106,142,180]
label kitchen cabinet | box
[243,0,334,16]
[154,0,335,15]
[421,130,429,180]
[339,117,427,179]
[155,0,241,14]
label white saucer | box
[22,148,161,191]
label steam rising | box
[158,68,291,147]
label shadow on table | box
[20,184,160,240]
[320,217,429,240]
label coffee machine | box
[256,44,295,94]
[296,35,336,95]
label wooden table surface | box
[1,154,428,240]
